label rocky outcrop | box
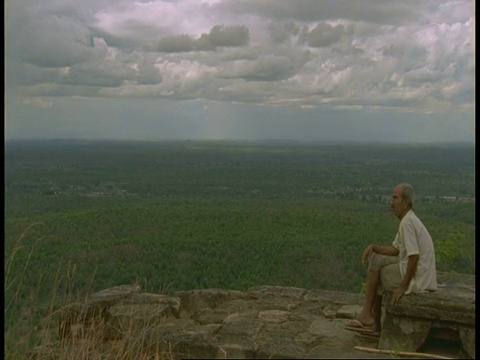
[27,272,474,359]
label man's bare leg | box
[356,269,380,326]
[372,295,382,332]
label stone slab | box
[379,272,475,359]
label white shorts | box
[368,253,403,295]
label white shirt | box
[392,209,438,294]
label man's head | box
[391,183,415,219]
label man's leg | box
[375,262,403,330]
[372,294,382,331]
[355,253,397,329]
[356,268,380,327]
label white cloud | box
[21,97,54,108]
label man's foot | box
[346,319,374,328]
[345,323,375,333]
[344,317,382,334]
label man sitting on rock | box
[346,183,437,336]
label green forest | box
[4,140,475,351]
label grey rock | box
[322,304,338,319]
[336,304,362,319]
[31,273,474,359]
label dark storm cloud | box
[155,25,250,53]
[217,0,422,25]
[89,26,142,49]
[60,61,136,87]
[267,22,301,44]
[202,25,249,47]
[305,23,351,48]
[220,55,294,81]
[157,35,197,52]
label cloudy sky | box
[5,0,475,143]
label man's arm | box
[362,244,399,266]
[390,254,419,305]
[373,245,399,256]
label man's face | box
[390,186,408,218]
